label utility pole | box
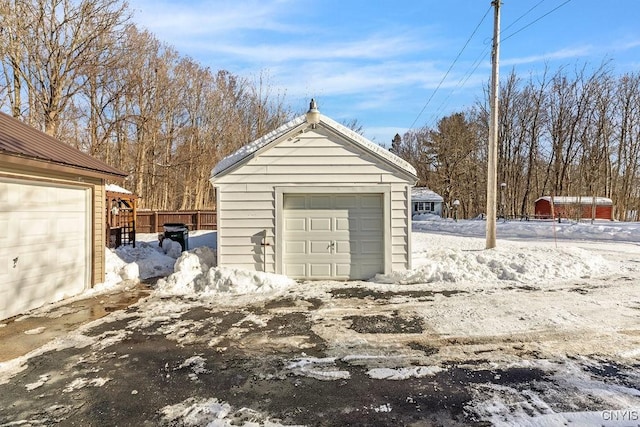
[486,0,501,249]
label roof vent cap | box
[306,98,320,127]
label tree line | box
[0,0,291,209]
[3,1,640,220]
[392,64,640,221]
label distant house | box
[0,112,128,320]
[534,196,613,220]
[210,100,418,280]
[411,187,444,217]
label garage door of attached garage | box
[0,179,90,320]
[282,193,384,280]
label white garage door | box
[0,179,89,320]
[283,193,384,280]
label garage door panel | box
[310,241,332,254]
[335,241,351,254]
[361,194,383,208]
[362,240,383,254]
[285,217,306,231]
[0,179,89,320]
[335,218,354,231]
[283,195,306,209]
[19,217,50,242]
[285,240,306,254]
[360,263,383,278]
[283,193,384,280]
[284,263,306,277]
[360,217,382,231]
[57,215,83,233]
[310,217,332,231]
[309,195,331,209]
[336,264,352,276]
[335,195,358,208]
[309,263,331,277]
[0,219,8,245]
[0,248,8,275]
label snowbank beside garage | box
[375,244,611,285]
[155,247,296,296]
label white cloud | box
[130,0,302,37]
[502,46,593,67]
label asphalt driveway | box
[2,277,639,426]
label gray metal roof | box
[0,111,127,179]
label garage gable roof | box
[212,113,418,179]
[0,112,127,179]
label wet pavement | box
[0,283,151,362]
[1,280,639,426]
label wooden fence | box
[136,210,217,233]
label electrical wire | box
[417,0,573,130]
[407,5,492,131]
[502,0,572,42]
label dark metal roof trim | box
[0,111,127,179]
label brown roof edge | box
[0,112,128,179]
[0,152,127,181]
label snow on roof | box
[106,184,133,194]
[536,196,613,205]
[211,114,418,178]
[411,187,443,202]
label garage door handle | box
[328,241,335,252]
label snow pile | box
[413,216,640,243]
[368,366,446,380]
[114,241,177,280]
[376,246,611,285]
[286,357,351,381]
[412,212,442,221]
[160,397,301,427]
[104,248,135,285]
[161,238,184,259]
[156,247,295,296]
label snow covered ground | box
[2,217,640,426]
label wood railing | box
[136,210,217,233]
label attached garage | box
[0,112,127,320]
[210,101,418,280]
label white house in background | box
[210,100,418,280]
[411,187,444,217]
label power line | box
[428,1,552,126]
[502,0,572,43]
[420,0,573,130]
[408,5,492,131]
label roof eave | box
[0,151,128,181]
[318,120,418,182]
[210,119,308,181]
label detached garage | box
[0,112,128,320]
[210,101,418,280]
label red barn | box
[534,196,613,220]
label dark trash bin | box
[163,223,189,251]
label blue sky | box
[126,0,640,144]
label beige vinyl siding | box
[390,184,410,271]
[214,127,413,274]
[92,182,105,285]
